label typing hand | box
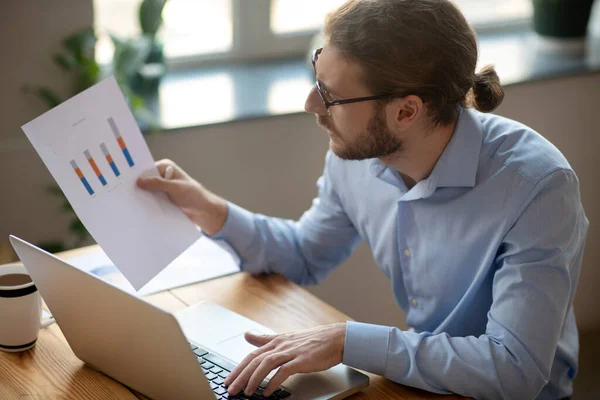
[225,323,347,397]
[136,159,228,235]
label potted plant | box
[131,0,168,94]
[533,0,596,38]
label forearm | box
[205,199,361,285]
[343,322,548,399]
[204,152,361,284]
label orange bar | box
[106,154,113,164]
[75,168,84,179]
[117,137,127,150]
[88,158,102,177]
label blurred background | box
[0,1,599,397]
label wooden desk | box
[0,246,463,400]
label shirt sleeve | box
[343,168,588,399]
[207,151,362,285]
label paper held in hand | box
[21,76,205,290]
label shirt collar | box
[428,107,483,189]
[368,107,483,197]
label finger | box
[164,165,174,179]
[136,176,176,192]
[245,331,278,347]
[262,360,301,397]
[155,158,174,167]
[224,346,273,387]
[155,159,182,179]
[227,351,274,395]
[245,352,294,396]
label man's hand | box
[136,159,228,235]
[225,323,347,397]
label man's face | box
[305,45,403,160]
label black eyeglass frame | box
[312,47,410,110]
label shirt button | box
[411,298,419,306]
[404,249,411,257]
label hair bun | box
[471,65,505,112]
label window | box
[94,0,532,67]
[453,0,531,27]
[270,0,532,34]
[270,0,347,35]
[159,73,234,127]
[160,0,232,59]
[94,0,233,65]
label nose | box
[304,86,328,116]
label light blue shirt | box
[210,108,588,399]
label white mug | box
[0,263,43,352]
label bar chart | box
[84,149,107,186]
[108,117,135,167]
[70,160,94,196]
[100,142,120,177]
[69,122,133,196]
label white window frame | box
[145,0,532,72]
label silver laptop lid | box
[9,235,213,400]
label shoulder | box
[477,111,573,186]
[474,111,582,227]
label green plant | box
[132,0,169,94]
[22,27,100,109]
[23,27,157,126]
[139,0,168,38]
[111,34,153,84]
[110,33,159,129]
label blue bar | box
[99,175,107,186]
[122,148,134,167]
[81,177,94,195]
[109,162,120,177]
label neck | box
[380,118,457,189]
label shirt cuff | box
[204,202,264,274]
[343,321,390,376]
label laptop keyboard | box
[190,343,292,400]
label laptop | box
[9,235,369,400]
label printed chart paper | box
[66,236,240,296]
[21,76,202,290]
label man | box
[137,0,588,399]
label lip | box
[316,121,336,137]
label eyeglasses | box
[312,47,409,115]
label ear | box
[392,95,424,130]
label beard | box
[318,102,403,160]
